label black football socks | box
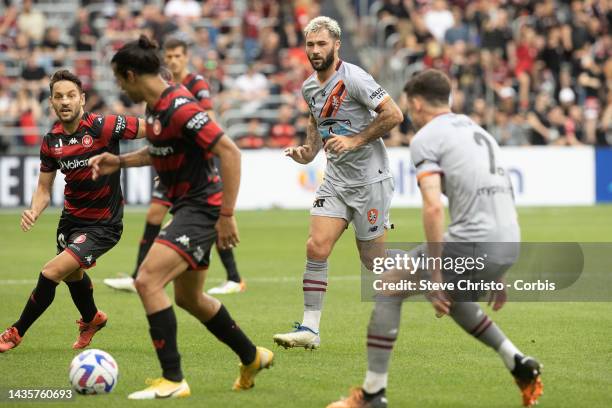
[14,273,59,336]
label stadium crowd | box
[355,0,611,146]
[0,0,610,153]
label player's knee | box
[175,293,198,312]
[134,267,159,296]
[42,262,69,282]
[146,206,166,225]
[306,236,332,260]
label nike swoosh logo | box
[155,386,185,399]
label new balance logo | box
[68,137,78,145]
[174,97,190,108]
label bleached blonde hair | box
[303,16,341,40]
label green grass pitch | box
[0,206,611,407]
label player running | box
[273,16,403,349]
[328,69,543,408]
[0,69,144,353]
[89,35,273,400]
[103,37,245,295]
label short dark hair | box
[163,37,188,53]
[403,69,451,106]
[49,69,83,94]
[111,35,162,77]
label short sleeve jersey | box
[410,113,520,243]
[40,112,139,225]
[182,73,213,111]
[145,85,224,212]
[301,60,392,187]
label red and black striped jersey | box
[182,73,213,111]
[40,112,139,225]
[145,85,223,212]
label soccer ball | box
[68,349,118,394]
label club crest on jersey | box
[73,234,87,244]
[153,119,162,135]
[367,208,378,225]
[82,135,93,147]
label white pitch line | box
[0,275,362,286]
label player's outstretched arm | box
[284,114,321,164]
[419,173,451,317]
[22,170,55,232]
[211,135,241,249]
[325,97,403,154]
[89,147,152,180]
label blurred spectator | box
[232,64,269,112]
[490,110,528,146]
[17,0,46,44]
[267,105,298,148]
[70,8,100,51]
[424,0,454,43]
[106,5,140,50]
[0,3,18,50]
[164,0,201,23]
[21,54,47,97]
[0,83,12,118]
[236,118,265,149]
[141,4,178,46]
[40,27,70,69]
[9,88,42,147]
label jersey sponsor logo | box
[174,97,190,108]
[369,87,386,100]
[186,112,208,130]
[148,145,174,156]
[153,119,162,135]
[367,208,378,225]
[176,234,190,248]
[73,234,87,244]
[318,118,352,138]
[313,198,325,208]
[59,158,89,171]
[196,89,210,100]
[82,134,93,147]
[114,115,126,135]
[69,137,78,145]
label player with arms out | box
[89,36,273,400]
[328,69,542,408]
[0,69,145,353]
[273,16,403,349]
[103,37,245,295]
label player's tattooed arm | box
[21,171,56,232]
[325,97,403,154]
[88,147,152,180]
[418,173,451,316]
[284,114,321,164]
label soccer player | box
[328,69,543,408]
[273,16,403,349]
[103,37,245,295]
[0,69,145,353]
[88,35,273,399]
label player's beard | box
[55,105,81,125]
[309,50,335,72]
